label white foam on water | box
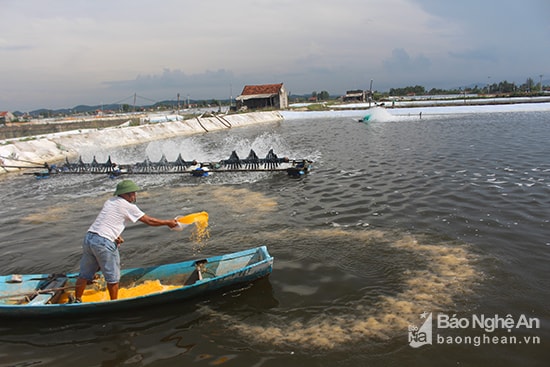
[144,137,210,162]
[361,107,397,122]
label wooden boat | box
[0,246,273,317]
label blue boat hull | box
[0,246,273,317]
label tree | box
[389,85,426,96]
[521,78,535,92]
[497,80,516,93]
[318,91,330,100]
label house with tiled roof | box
[0,111,15,124]
[235,83,288,110]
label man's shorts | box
[79,231,120,284]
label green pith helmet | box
[114,180,141,196]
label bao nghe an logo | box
[408,312,432,348]
[408,312,541,348]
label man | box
[74,180,178,302]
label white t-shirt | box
[88,196,145,241]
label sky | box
[1,0,549,112]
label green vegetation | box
[289,77,547,104]
[388,77,544,96]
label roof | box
[239,83,283,96]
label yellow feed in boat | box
[82,280,181,302]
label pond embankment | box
[0,111,283,174]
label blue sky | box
[1,0,549,111]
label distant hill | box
[14,99,233,118]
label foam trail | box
[204,229,480,351]
[360,107,396,122]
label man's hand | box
[169,219,179,229]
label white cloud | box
[1,0,549,111]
